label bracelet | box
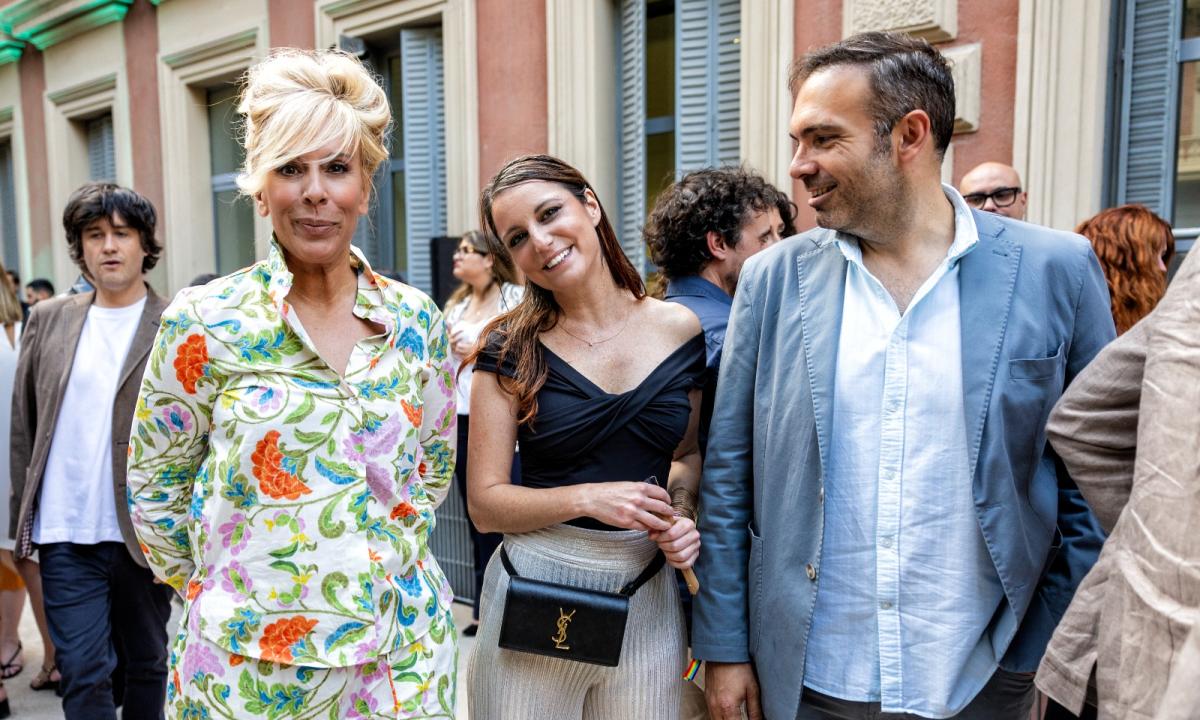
[670,487,697,522]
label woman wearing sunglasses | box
[443,230,523,637]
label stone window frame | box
[157,27,270,292]
[44,70,128,285]
[315,0,479,238]
[545,0,796,208]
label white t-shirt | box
[34,296,146,545]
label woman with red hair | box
[1075,204,1175,334]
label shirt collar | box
[261,236,395,331]
[664,275,733,306]
[835,183,981,268]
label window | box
[1174,1,1200,233]
[617,0,740,271]
[0,140,17,271]
[1111,0,1196,263]
[85,113,115,182]
[352,27,446,293]
[208,85,256,275]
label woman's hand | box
[449,328,478,360]
[648,516,700,569]
[448,327,469,359]
[579,482,675,533]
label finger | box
[716,695,743,720]
[655,521,688,543]
[665,544,700,567]
[640,510,672,532]
[659,525,700,550]
[641,484,671,503]
[746,683,764,720]
[642,498,675,518]
[670,516,697,532]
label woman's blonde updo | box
[236,48,391,197]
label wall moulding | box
[161,28,257,74]
[944,42,981,134]
[1012,0,1111,230]
[47,71,116,118]
[843,0,956,42]
[316,0,444,45]
[0,38,24,65]
[0,0,133,51]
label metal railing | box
[429,479,476,605]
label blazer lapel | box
[959,211,1021,482]
[117,290,166,390]
[796,233,847,473]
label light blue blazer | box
[692,210,1115,720]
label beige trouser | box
[468,523,688,719]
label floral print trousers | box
[166,607,457,719]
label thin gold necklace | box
[558,312,630,348]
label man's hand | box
[705,661,763,720]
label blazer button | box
[818,487,825,503]
[806,563,816,580]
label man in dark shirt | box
[644,167,796,720]
[646,167,796,454]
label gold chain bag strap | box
[496,545,666,667]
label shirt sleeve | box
[417,301,457,509]
[126,290,218,593]
[472,331,517,379]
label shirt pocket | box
[1008,343,1065,381]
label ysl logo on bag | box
[551,608,576,650]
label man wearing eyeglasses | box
[959,162,1028,220]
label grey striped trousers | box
[467,523,687,719]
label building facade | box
[0,0,1194,296]
[0,0,1192,602]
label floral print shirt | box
[128,239,457,667]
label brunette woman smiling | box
[465,155,704,718]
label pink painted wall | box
[124,0,165,235]
[269,0,316,49]
[475,0,548,194]
[17,49,49,272]
[788,0,1022,229]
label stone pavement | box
[6,600,477,719]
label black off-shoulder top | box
[474,333,705,530]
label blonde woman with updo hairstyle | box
[127,48,459,718]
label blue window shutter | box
[675,0,740,174]
[715,0,740,164]
[618,0,646,270]
[1116,0,1182,215]
[401,27,447,294]
[87,114,115,182]
[0,141,16,270]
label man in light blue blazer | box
[693,32,1114,720]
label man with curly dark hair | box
[645,168,795,720]
[645,166,795,456]
[10,182,172,719]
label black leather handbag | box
[496,545,666,667]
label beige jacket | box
[9,288,168,566]
[1035,249,1200,719]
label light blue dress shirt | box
[802,187,1009,718]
